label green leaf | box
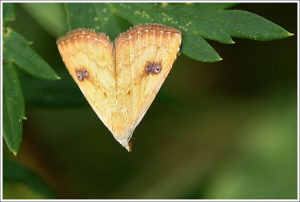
[3,63,25,155]
[112,3,292,62]
[65,3,122,40]
[216,10,293,41]
[3,28,60,80]
[3,3,16,25]
[181,32,222,62]
[21,3,67,37]
[63,3,292,63]
[3,159,56,199]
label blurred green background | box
[3,3,297,199]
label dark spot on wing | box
[75,68,89,81]
[145,62,162,75]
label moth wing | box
[57,29,117,134]
[115,24,182,147]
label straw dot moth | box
[57,24,182,151]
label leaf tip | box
[48,74,61,80]
[218,57,223,61]
[287,32,294,37]
[12,151,18,156]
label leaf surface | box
[3,63,25,155]
[64,3,292,62]
[65,3,122,40]
[3,28,60,80]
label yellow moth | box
[57,24,182,151]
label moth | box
[57,24,182,151]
